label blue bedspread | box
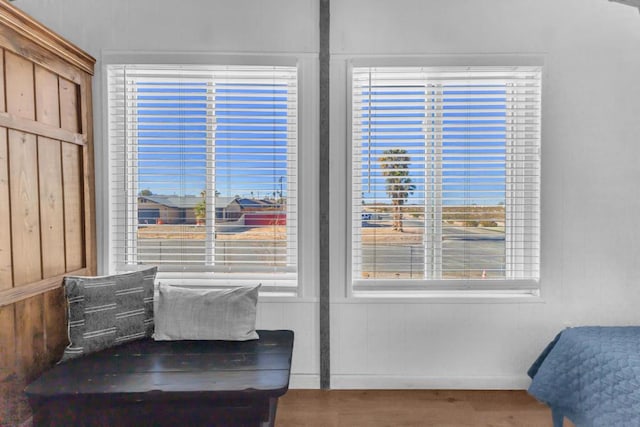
[528,327,640,427]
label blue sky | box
[360,84,507,206]
[135,81,290,199]
[133,79,507,207]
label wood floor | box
[275,390,575,427]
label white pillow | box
[154,284,260,341]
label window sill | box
[344,289,544,304]
[258,294,318,303]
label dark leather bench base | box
[26,330,293,427]
[33,396,278,427]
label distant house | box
[218,198,284,223]
[215,196,240,220]
[138,195,284,225]
[232,198,281,211]
[137,195,202,224]
[235,198,286,225]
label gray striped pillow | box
[60,267,157,362]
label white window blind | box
[108,65,298,290]
[352,66,541,292]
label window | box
[108,65,298,291]
[351,66,541,293]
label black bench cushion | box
[26,330,294,403]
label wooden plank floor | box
[276,390,576,427]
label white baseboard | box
[330,375,531,390]
[289,374,320,389]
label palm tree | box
[379,148,415,232]
[194,190,206,225]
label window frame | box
[102,53,318,298]
[346,57,543,298]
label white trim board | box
[330,375,532,390]
[289,374,321,389]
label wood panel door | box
[0,2,95,425]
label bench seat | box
[25,330,294,427]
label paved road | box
[136,239,286,266]
[135,225,505,277]
[358,225,505,278]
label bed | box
[528,326,640,427]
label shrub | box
[479,221,498,227]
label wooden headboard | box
[0,2,95,424]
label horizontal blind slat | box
[108,65,298,285]
[352,65,541,287]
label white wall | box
[329,0,640,388]
[16,0,640,390]
[15,0,321,388]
